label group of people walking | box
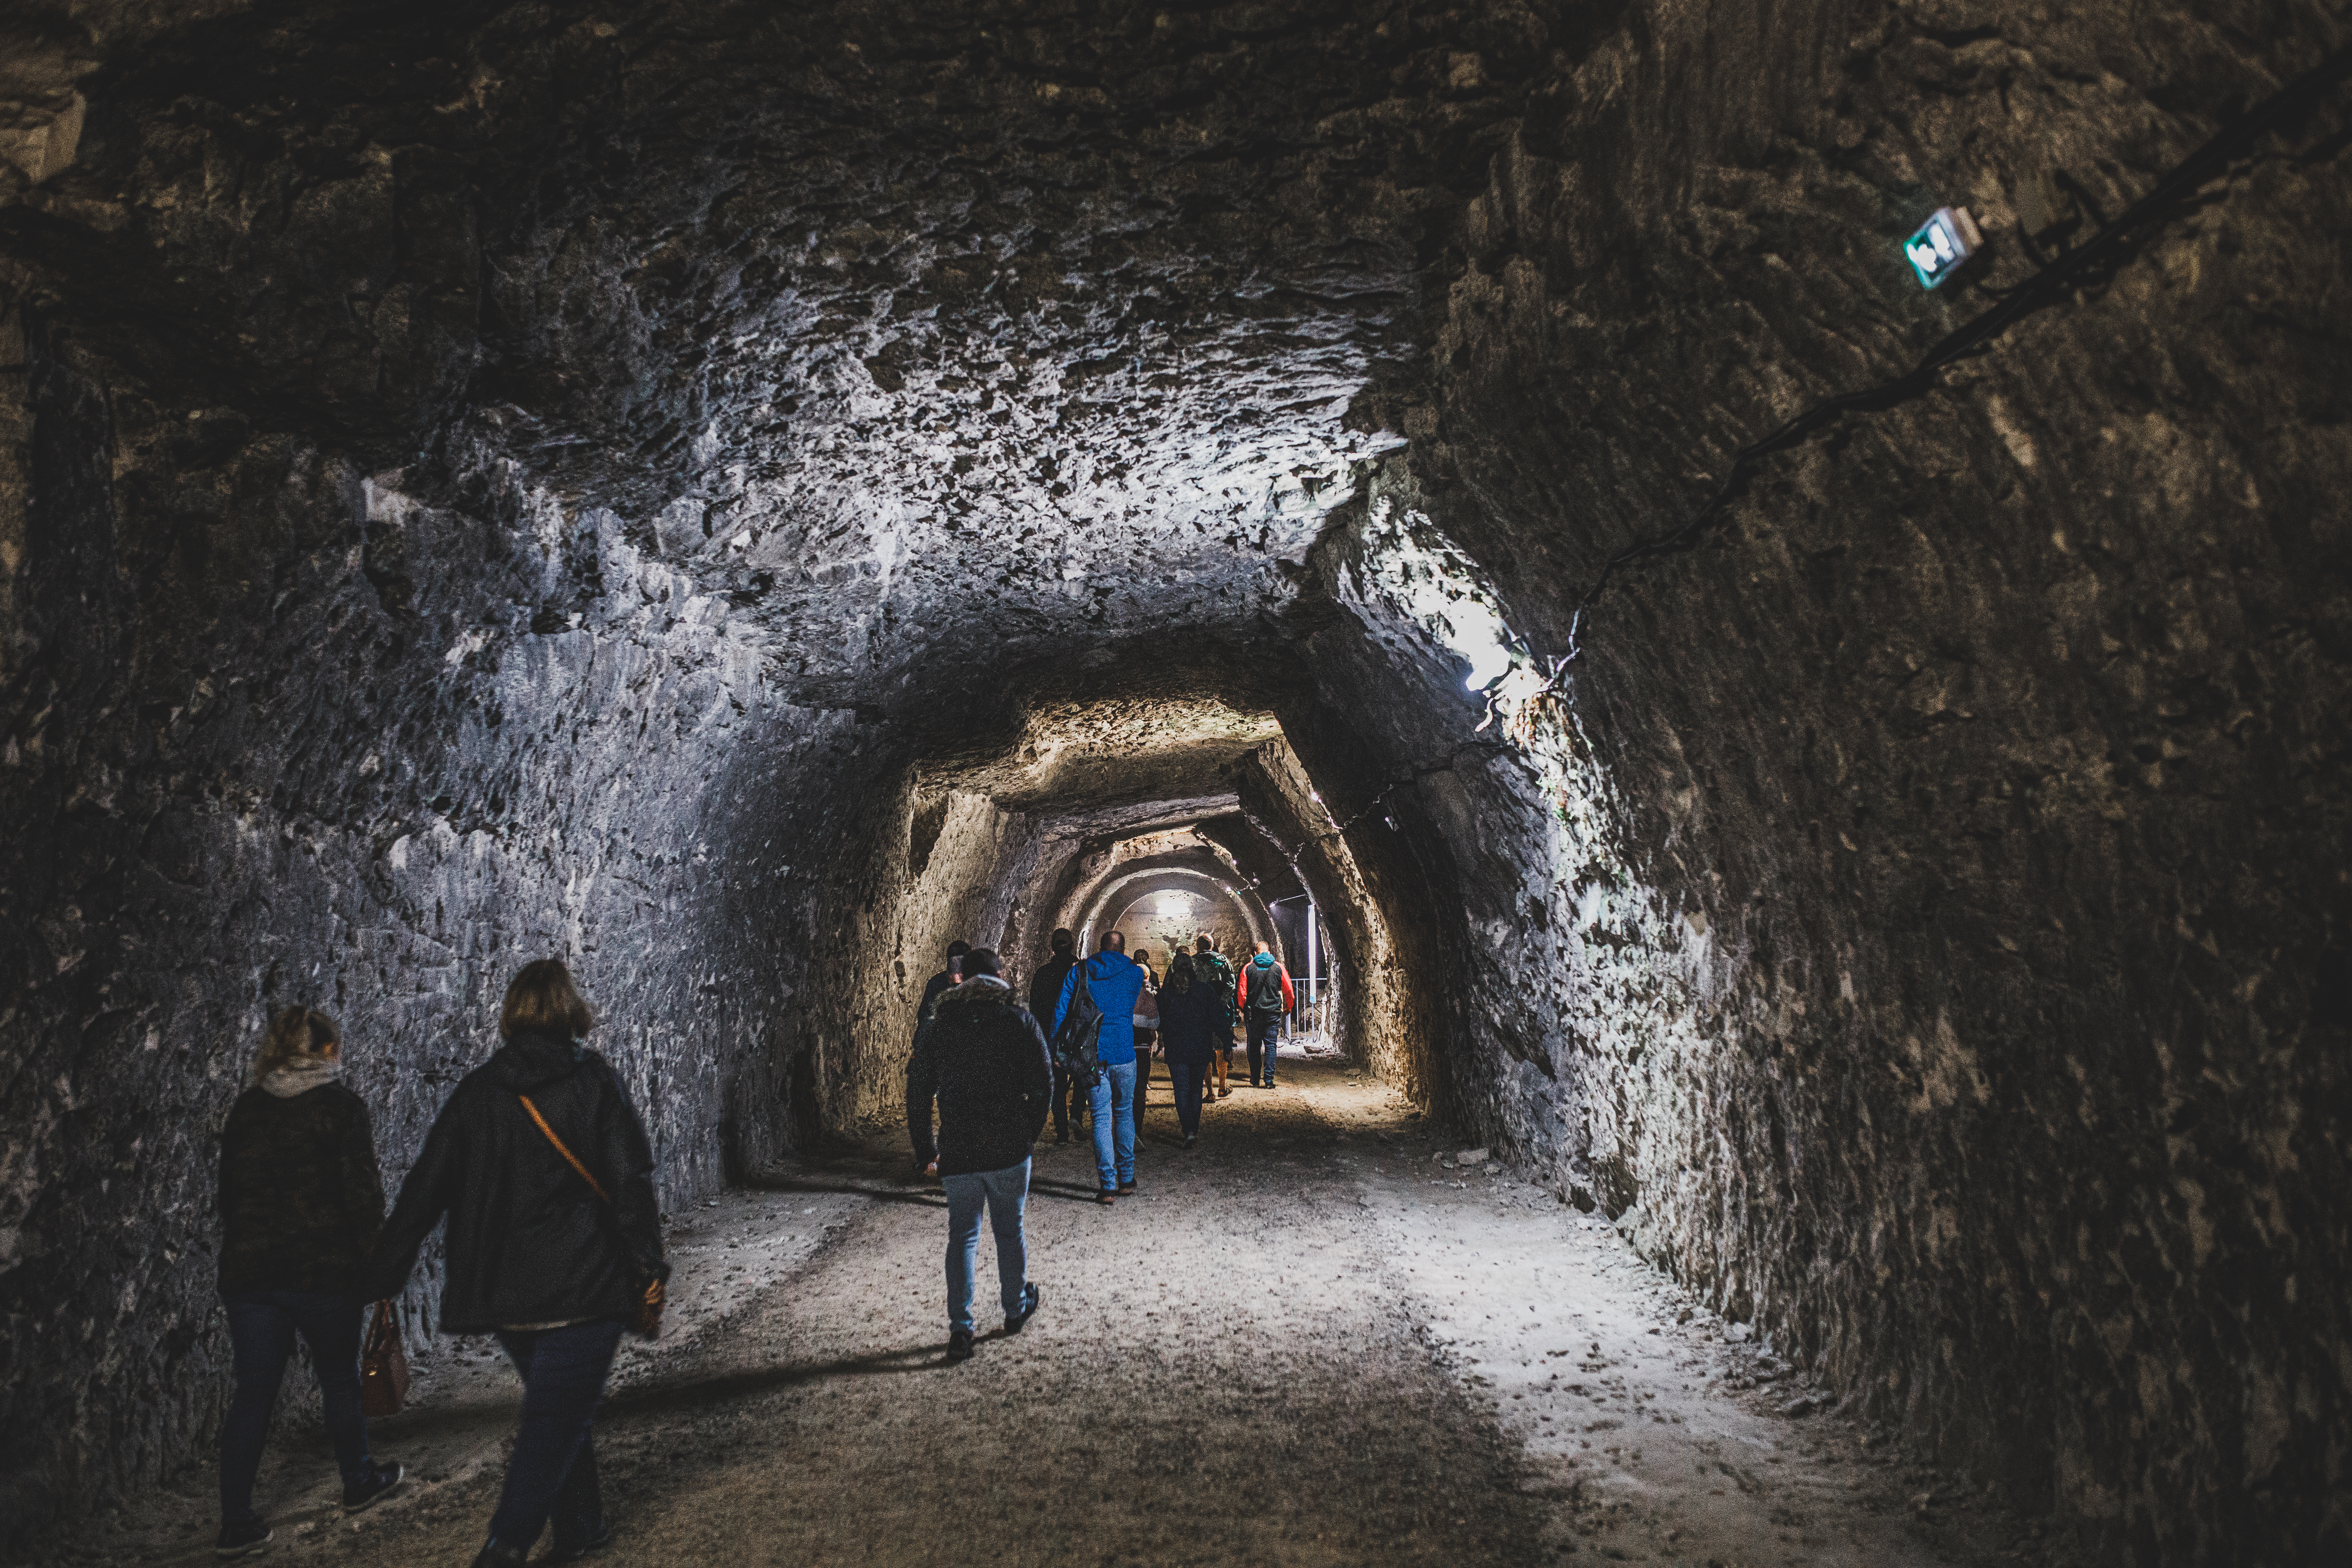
[210,934,1301,1559]
[210,960,666,1566]
[901,927,1298,1360]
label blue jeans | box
[219,1291,372,1523]
[1089,1059,1138,1189]
[488,1318,625,1554]
[1247,1015,1282,1084]
[943,1159,1031,1334]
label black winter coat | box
[905,977,1054,1176]
[1154,981,1224,1066]
[1027,955,1077,1033]
[367,1030,667,1332]
[218,1081,385,1297]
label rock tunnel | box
[0,3,2345,1564]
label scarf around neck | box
[258,1055,342,1098]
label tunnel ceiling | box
[920,687,1280,833]
[0,0,1549,703]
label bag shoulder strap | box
[519,1094,611,1206]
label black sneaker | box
[1005,1283,1041,1334]
[216,1520,272,1559]
[1052,1129,1070,1144]
[343,1459,404,1512]
[1184,1134,1198,1149]
[544,1519,616,1563]
[946,1328,976,1362]
[472,1544,530,1568]
[1118,1180,1137,1194]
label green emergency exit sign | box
[1906,206,1983,289]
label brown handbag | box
[518,1095,666,1340]
[360,1300,409,1417]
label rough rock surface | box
[1,2,2345,1563]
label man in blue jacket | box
[1056,930,1149,1202]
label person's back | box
[920,977,1053,1174]
[1238,946,1294,1088]
[213,1007,402,1557]
[1028,948,1077,1025]
[376,1029,662,1331]
[219,1074,383,1299]
[1030,931,1085,1144]
[1155,959,1220,1148]
[1156,976,1219,1061]
[1057,937,1150,1198]
[909,951,1049,1360]
[370,960,668,1568]
[1196,950,1237,1025]
[1058,947,1147,1064]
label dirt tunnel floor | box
[73,1058,2073,1568]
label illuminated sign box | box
[1905,206,1982,289]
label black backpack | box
[1247,958,1287,1014]
[1050,960,1104,1087]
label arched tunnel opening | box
[1,5,2346,1565]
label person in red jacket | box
[1237,941,1295,1088]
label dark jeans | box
[1054,1062,1089,1133]
[488,1318,625,1553]
[943,1158,1031,1334]
[1246,1014,1282,1084]
[1171,1061,1207,1137]
[219,1291,372,1524]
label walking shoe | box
[1052,1129,1069,1144]
[946,1329,976,1362]
[1183,1134,1198,1149]
[470,1543,530,1568]
[343,1458,404,1512]
[1118,1180,1137,1194]
[215,1520,272,1559]
[543,1519,616,1564]
[1096,1189,1116,1205]
[1005,1283,1042,1334]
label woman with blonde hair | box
[370,960,667,1568]
[213,1007,403,1558]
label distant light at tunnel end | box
[1156,894,1192,918]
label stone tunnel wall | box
[1320,6,2352,1562]
[0,0,2345,1560]
[0,323,844,1536]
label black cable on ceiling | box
[1561,38,2352,660]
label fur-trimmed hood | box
[934,974,1016,1012]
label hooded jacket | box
[367,1030,666,1332]
[217,1075,385,1297]
[1055,950,1148,1066]
[1239,954,1295,1016]
[906,976,1054,1176]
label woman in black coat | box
[369,961,669,1568]
[214,1008,403,1558]
[1155,954,1224,1149]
